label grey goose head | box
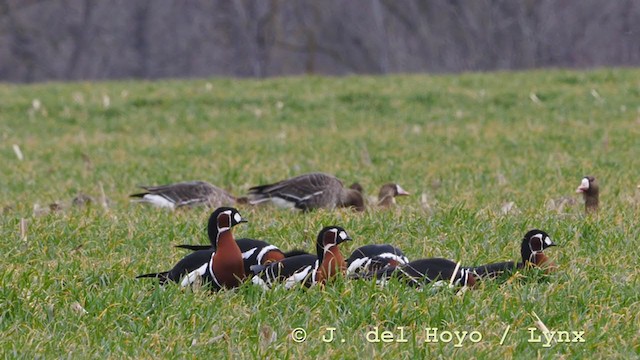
[377,183,410,207]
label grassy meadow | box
[1,69,640,358]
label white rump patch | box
[270,198,297,209]
[137,194,175,209]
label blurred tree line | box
[1,0,638,82]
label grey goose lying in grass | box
[130,181,236,209]
[247,172,365,211]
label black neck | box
[520,238,534,264]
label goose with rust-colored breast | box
[136,207,246,289]
[467,229,557,280]
[354,257,476,289]
[250,226,352,289]
[174,239,309,276]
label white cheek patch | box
[544,236,552,246]
[339,231,348,241]
[234,212,242,223]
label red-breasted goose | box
[175,239,308,275]
[468,229,557,279]
[130,181,236,209]
[576,176,599,213]
[247,173,365,212]
[136,207,246,289]
[346,244,409,275]
[250,226,352,289]
[355,258,476,289]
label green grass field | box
[1,69,639,358]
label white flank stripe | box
[285,266,313,289]
[301,191,323,201]
[375,253,409,264]
[242,248,257,260]
[449,262,461,287]
[181,263,208,287]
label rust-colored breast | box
[532,252,557,274]
[316,248,347,284]
[212,231,245,288]
[466,273,477,288]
